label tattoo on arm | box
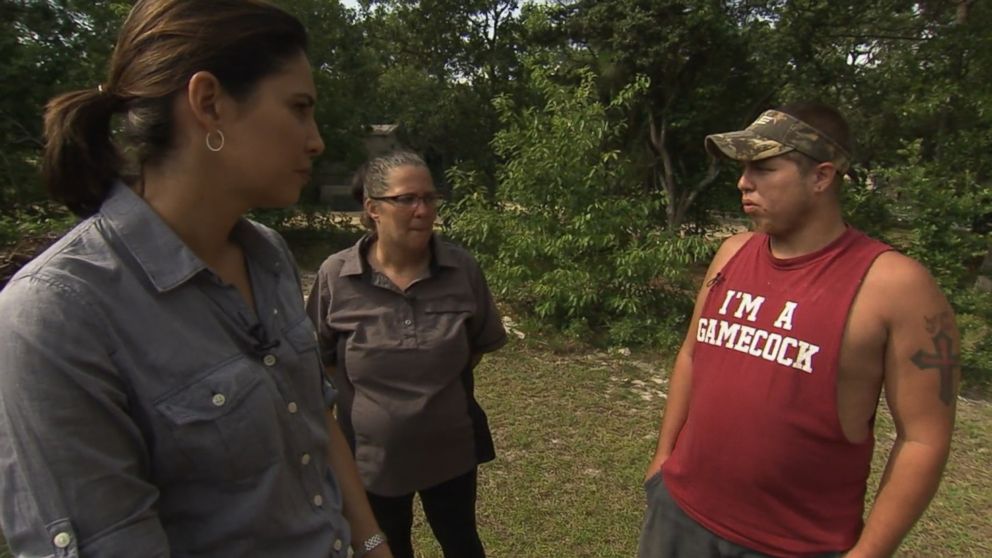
[909,312,959,406]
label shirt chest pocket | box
[420,297,474,348]
[154,356,282,482]
[284,314,320,362]
[282,316,331,412]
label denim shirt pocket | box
[154,355,281,481]
[284,315,319,355]
[283,315,331,408]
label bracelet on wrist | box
[354,531,387,558]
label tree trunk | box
[648,113,678,230]
[976,245,992,292]
[956,0,975,25]
[648,112,721,233]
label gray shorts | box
[637,472,844,558]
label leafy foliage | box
[278,0,374,163]
[445,64,713,347]
[356,0,527,187]
[1,0,989,388]
[0,201,75,248]
[0,0,128,205]
[849,141,992,389]
[876,143,988,291]
[545,0,774,230]
[955,288,992,390]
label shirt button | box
[53,532,72,549]
[333,538,343,551]
[287,402,299,414]
[313,494,323,507]
[211,393,226,407]
[404,319,412,325]
[301,453,311,466]
[272,308,279,315]
[263,354,277,367]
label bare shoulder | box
[865,251,937,287]
[710,232,755,273]
[717,231,755,257]
[862,251,951,319]
[686,231,755,310]
[864,251,960,409]
[690,232,755,294]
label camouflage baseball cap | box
[705,110,851,173]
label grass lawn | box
[401,336,992,557]
[0,329,988,557]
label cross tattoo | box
[910,313,958,406]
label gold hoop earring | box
[206,130,225,152]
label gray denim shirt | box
[0,184,350,557]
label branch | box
[680,158,721,218]
[648,112,676,200]
[0,113,43,149]
[822,32,933,42]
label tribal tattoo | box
[910,312,959,406]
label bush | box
[845,141,992,392]
[955,288,992,392]
[250,205,362,241]
[842,177,895,242]
[444,64,714,349]
[0,202,76,248]
[249,205,364,270]
[878,144,989,292]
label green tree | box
[0,0,127,205]
[356,0,526,186]
[446,63,712,346]
[276,0,378,203]
[539,0,779,230]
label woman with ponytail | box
[0,2,391,557]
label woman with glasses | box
[307,150,507,558]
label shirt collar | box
[339,233,459,277]
[100,182,283,292]
[431,234,459,269]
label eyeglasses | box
[369,193,444,208]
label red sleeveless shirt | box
[662,228,891,557]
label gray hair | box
[362,150,427,198]
[352,150,429,230]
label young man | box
[639,103,959,558]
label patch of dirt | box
[300,270,317,301]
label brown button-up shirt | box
[307,235,507,496]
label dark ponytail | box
[42,89,124,217]
[40,0,309,218]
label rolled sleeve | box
[0,275,169,556]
